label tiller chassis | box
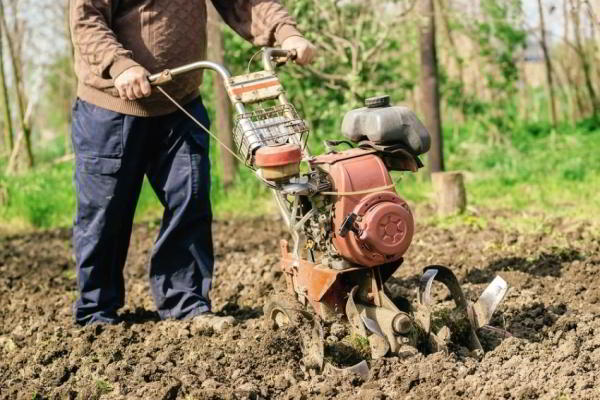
[149,48,509,371]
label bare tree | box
[0,0,34,170]
[537,0,559,126]
[207,2,235,188]
[0,17,13,152]
[571,0,599,115]
[437,0,465,92]
[419,0,444,173]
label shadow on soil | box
[221,302,263,321]
[120,308,161,324]
[502,302,567,343]
[117,304,261,325]
[466,248,583,283]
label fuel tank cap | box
[365,95,390,108]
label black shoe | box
[75,311,120,326]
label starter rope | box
[156,86,247,165]
[320,183,396,196]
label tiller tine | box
[324,360,370,381]
[360,313,391,359]
[416,265,509,352]
[301,318,325,372]
[346,286,368,337]
[471,275,509,328]
[346,286,390,359]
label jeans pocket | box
[78,156,122,175]
[72,99,124,158]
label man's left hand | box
[281,36,316,65]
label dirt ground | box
[1,208,599,399]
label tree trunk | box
[517,59,530,122]
[0,0,33,168]
[437,0,466,123]
[537,0,559,126]
[5,127,22,174]
[64,0,75,155]
[207,2,236,188]
[419,0,444,174]
[432,171,467,216]
[0,19,13,151]
[572,0,599,115]
[561,0,577,125]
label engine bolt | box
[393,314,412,334]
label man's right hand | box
[114,66,151,100]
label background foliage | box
[0,0,598,231]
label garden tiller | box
[148,48,509,371]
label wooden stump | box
[431,171,467,216]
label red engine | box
[311,148,414,267]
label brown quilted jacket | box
[70,0,302,116]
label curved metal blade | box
[472,276,509,328]
[324,360,370,380]
[418,268,438,306]
[369,334,390,359]
[301,318,325,371]
[346,286,367,337]
[360,313,390,359]
[421,265,483,351]
[360,313,385,337]
[422,265,468,309]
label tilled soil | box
[0,210,599,399]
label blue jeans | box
[72,97,213,325]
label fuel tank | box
[341,95,430,156]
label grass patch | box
[343,333,371,360]
[62,270,77,281]
[0,118,598,232]
[0,157,273,232]
[95,380,112,395]
[399,123,600,222]
[430,307,473,347]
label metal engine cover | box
[354,192,414,259]
[311,149,414,267]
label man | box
[70,0,315,326]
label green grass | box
[0,158,274,232]
[95,380,113,395]
[0,116,598,232]
[395,118,600,223]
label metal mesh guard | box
[233,104,309,166]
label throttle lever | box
[339,213,360,238]
[274,49,298,67]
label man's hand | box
[114,66,151,100]
[281,36,316,65]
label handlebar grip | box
[262,47,297,71]
[148,70,172,86]
[264,48,294,59]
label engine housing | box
[311,149,414,267]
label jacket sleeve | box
[210,0,303,46]
[70,0,140,79]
